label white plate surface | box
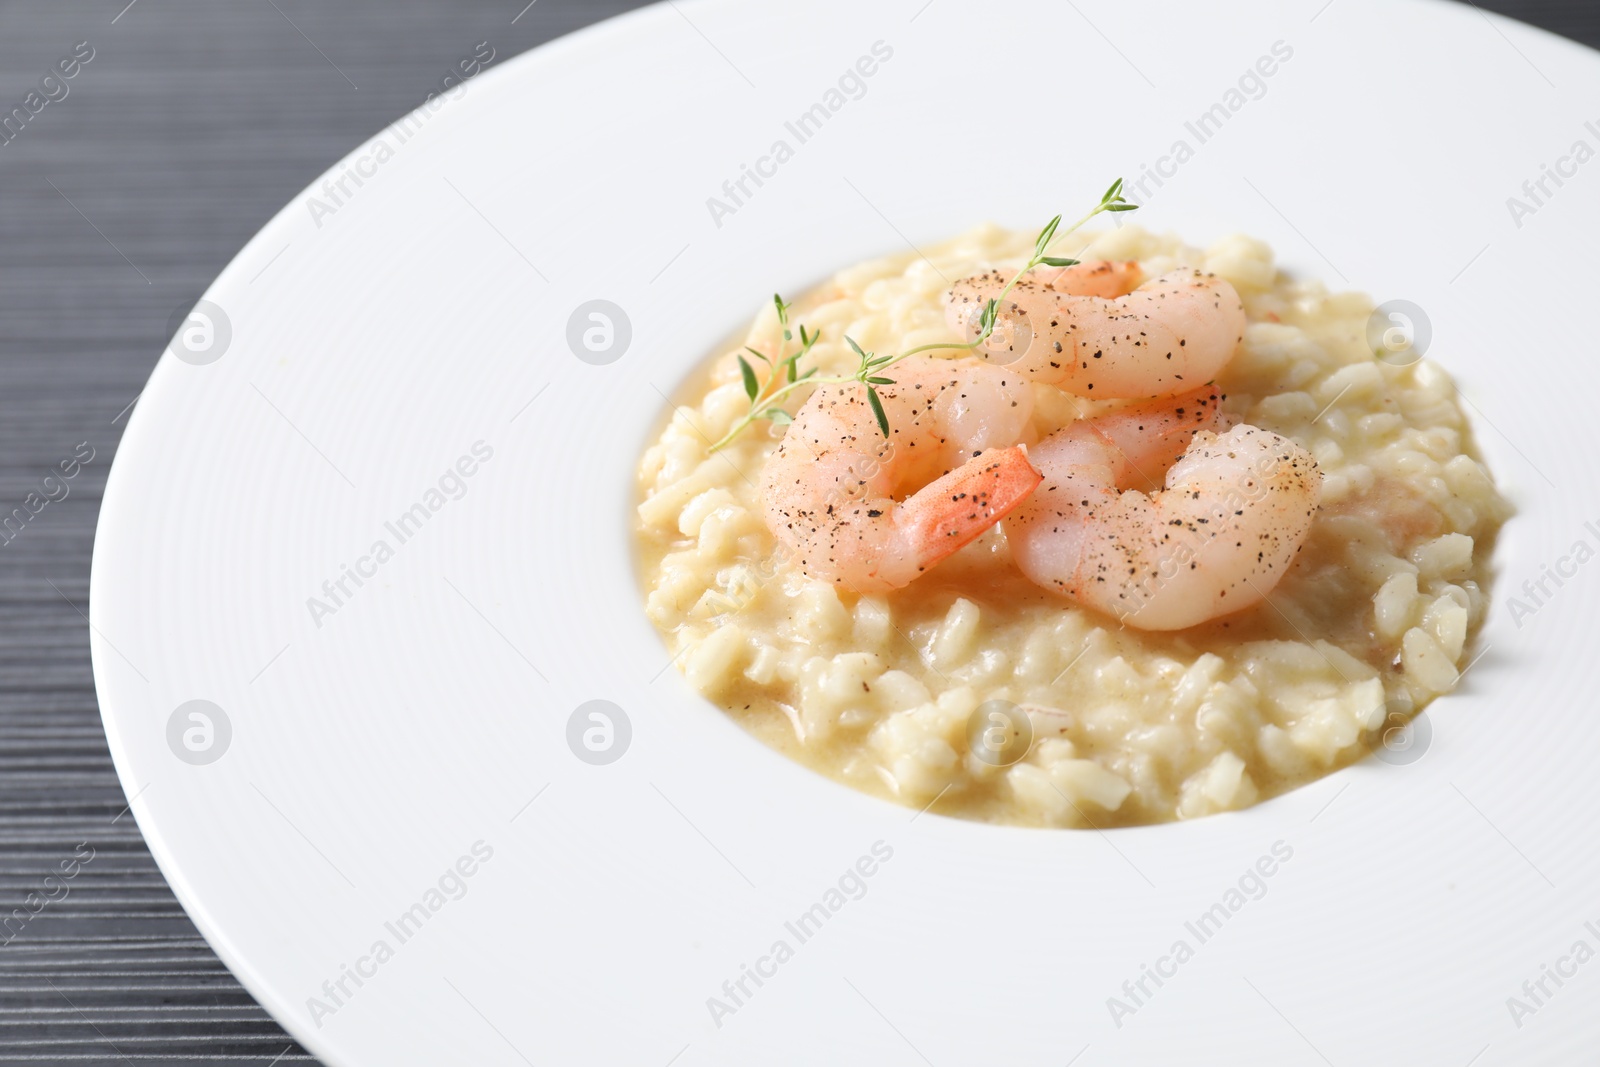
[92,1,1600,1063]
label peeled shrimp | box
[943,262,1246,399]
[1006,387,1321,630]
[761,357,1042,592]
[1027,259,1144,299]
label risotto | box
[634,223,1508,827]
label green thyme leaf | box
[1039,256,1080,267]
[1105,202,1139,212]
[1034,214,1062,255]
[776,296,794,339]
[745,346,771,365]
[867,386,890,438]
[865,376,896,385]
[1103,177,1123,202]
[738,355,759,400]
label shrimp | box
[761,356,1043,592]
[1005,386,1321,630]
[943,262,1247,399]
[1012,259,1144,299]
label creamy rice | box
[634,225,1509,827]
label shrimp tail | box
[894,446,1042,572]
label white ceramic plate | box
[91,1,1600,1062]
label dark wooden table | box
[0,0,1591,1061]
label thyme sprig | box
[707,179,1137,450]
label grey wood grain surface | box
[0,0,1591,1062]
